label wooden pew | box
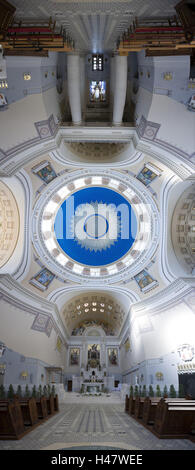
[36,396,48,419]
[0,400,26,440]
[125,394,129,413]
[128,396,136,415]
[142,397,162,425]
[134,397,145,420]
[53,394,59,412]
[18,398,38,427]
[153,398,195,438]
[46,394,55,416]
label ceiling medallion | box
[32,169,160,284]
[71,201,121,252]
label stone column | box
[112,55,128,125]
[67,54,82,125]
[110,55,115,106]
[80,55,86,116]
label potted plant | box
[16,385,22,398]
[163,385,168,398]
[169,384,176,398]
[7,384,15,400]
[149,385,154,397]
[24,384,30,398]
[32,385,37,398]
[156,385,161,397]
[0,384,6,399]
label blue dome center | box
[54,186,137,267]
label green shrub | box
[51,385,55,396]
[134,385,139,397]
[7,384,14,399]
[38,384,43,398]
[130,385,134,397]
[16,385,22,398]
[156,385,161,397]
[47,384,51,396]
[141,385,146,397]
[163,385,168,397]
[149,385,154,397]
[0,384,6,399]
[25,384,30,398]
[43,385,48,397]
[32,385,37,398]
[169,384,176,398]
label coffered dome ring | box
[32,169,160,285]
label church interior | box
[0,0,195,452]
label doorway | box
[67,380,72,392]
[179,373,195,398]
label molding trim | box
[0,122,194,177]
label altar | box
[82,382,104,394]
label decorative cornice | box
[0,121,194,177]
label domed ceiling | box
[32,168,160,284]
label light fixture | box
[84,303,89,307]
[0,363,6,375]
[92,308,97,311]
[23,73,31,81]
[92,302,97,306]
[21,371,28,379]
[85,308,89,312]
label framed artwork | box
[134,270,158,293]
[70,348,80,366]
[108,348,118,366]
[29,267,55,291]
[90,81,106,102]
[136,163,162,186]
[32,160,57,184]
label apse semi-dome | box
[32,169,160,285]
[171,184,195,275]
[0,181,20,268]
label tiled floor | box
[0,403,195,451]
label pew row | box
[125,395,195,439]
[0,394,59,439]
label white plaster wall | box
[0,94,47,151]
[135,87,195,155]
[0,299,67,367]
[129,301,195,366]
[0,87,61,152]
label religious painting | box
[0,93,7,107]
[90,81,106,102]
[71,320,114,336]
[70,348,80,366]
[108,348,118,366]
[88,344,100,367]
[29,267,55,291]
[32,160,57,184]
[136,163,161,186]
[134,270,158,293]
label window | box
[92,54,103,71]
